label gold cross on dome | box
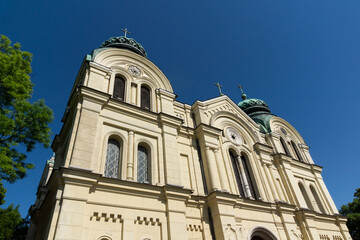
[214,82,224,96]
[121,28,131,38]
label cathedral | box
[27,33,351,240]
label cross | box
[237,85,244,94]
[238,84,247,100]
[214,82,224,96]
[121,28,131,38]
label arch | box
[92,48,173,92]
[298,182,314,210]
[280,137,290,155]
[98,237,112,240]
[113,75,126,101]
[248,226,279,240]
[140,84,151,110]
[310,185,326,213]
[104,137,122,178]
[210,111,260,144]
[270,117,306,144]
[137,142,151,183]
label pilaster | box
[156,88,177,115]
[159,113,183,186]
[195,124,223,192]
[164,185,192,240]
[68,86,109,170]
[206,191,238,240]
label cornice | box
[89,61,112,74]
[310,164,323,173]
[194,123,222,137]
[106,98,158,122]
[254,142,273,154]
[79,85,111,104]
[155,88,177,99]
[158,112,183,127]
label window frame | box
[140,84,151,110]
[137,143,151,184]
[104,138,122,179]
[113,75,126,101]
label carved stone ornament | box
[128,65,141,76]
[225,127,242,145]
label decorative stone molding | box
[332,235,342,240]
[134,216,161,226]
[203,104,235,118]
[90,212,123,223]
[320,234,330,240]
[186,224,202,231]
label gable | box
[191,95,262,144]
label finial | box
[121,27,131,38]
[237,85,247,100]
[214,82,224,96]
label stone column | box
[205,147,221,191]
[236,155,252,198]
[214,148,229,192]
[127,131,134,180]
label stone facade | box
[27,41,351,240]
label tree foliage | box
[0,204,29,240]
[340,188,360,240]
[0,35,53,204]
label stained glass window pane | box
[104,139,120,178]
[137,146,148,183]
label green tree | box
[340,188,360,240]
[0,34,53,204]
[0,204,29,240]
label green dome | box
[100,36,147,58]
[238,97,271,116]
[238,94,275,133]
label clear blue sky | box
[1,0,359,217]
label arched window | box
[299,183,313,210]
[249,226,278,240]
[310,185,326,213]
[140,85,150,110]
[113,76,125,101]
[229,151,245,197]
[291,141,303,161]
[104,139,121,178]
[137,145,150,183]
[241,155,257,199]
[252,237,265,240]
[280,137,290,155]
